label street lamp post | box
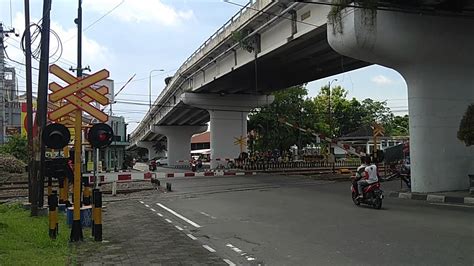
[328,79,338,138]
[149,69,165,109]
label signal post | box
[48,64,110,242]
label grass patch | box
[0,203,71,265]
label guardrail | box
[130,0,268,143]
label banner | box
[21,102,37,137]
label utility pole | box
[0,24,15,145]
[24,0,37,216]
[70,0,84,242]
[35,0,52,209]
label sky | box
[0,0,408,134]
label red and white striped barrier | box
[84,172,154,184]
[155,171,257,178]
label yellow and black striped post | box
[82,176,91,206]
[48,190,58,239]
[92,189,102,241]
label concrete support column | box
[328,8,474,192]
[182,93,274,169]
[153,125,207,167]
[209,110,248,168]
[137,141,163,161]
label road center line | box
[144,204,150,208]
[187,234,197,240]
[157,213,163,217]
[223,259,236,266]
[165,219,173,223]
[139,201,144,204]
[150,208,156,212]
[156,203,202,228]
[203,245,216,253]
[175,225,183,231]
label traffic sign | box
[49,65,109,104]
[48,83,109,121]
[48,65,110,122]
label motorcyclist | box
[353,156,368,196]
[357,156,378,199]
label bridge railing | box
[130,0,274,143]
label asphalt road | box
[137,174,473,266]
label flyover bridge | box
[129,0,474,193]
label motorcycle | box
[351,179,384,209]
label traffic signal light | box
[42,123,71,149]
[87,123,114,149]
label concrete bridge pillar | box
[137,141,165,161]
[328,8,474,192]
[153,125,207,167]
[182,93,274,169]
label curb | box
[387,191,474,205]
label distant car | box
[156,157,168,166]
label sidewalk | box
[76,199,225,265]
[381,180,474,205]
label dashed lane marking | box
[157,213,163,217]
[200,211,217,219]
[156,203,202,228]
[139,201,144,204]
[144,204,150,208]
[223,259,236,266]
[175,225,183,231]
[150,208,156,212]
[187,234,197,240]
[165,219,173,223]
[203,245,216,253]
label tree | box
[153,139,167,154]
[387,115,409,136]
[248,85,319,152]
[0,134,28,163]
[458,104,474,146]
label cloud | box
[83,0,194,26]
[371,75,393,86]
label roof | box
[339,125,391,140]
[191,131,210,143]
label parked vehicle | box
[156,157,168,166]
[351,177,384,209]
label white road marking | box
[246,257,256,261]
[165,219,173,223]
[223,259,236,266]
[429,203,473,208]
[157,213,163,217]
[139,201,144,204]
[144,204,150,208]
[156,203,202,228]
[203,245,216,253]
[175,225,183,231]
[226,243,243,254]
[150,208,156,212]
[186,234,197,240]
[200,211,216,219]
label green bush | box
[458,104,474,147]
[0,134,28,162]
[0,154,27,173]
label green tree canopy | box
[0,135,28,163]
[458,104,474,146]
[248,84,402,153]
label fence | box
[235,160,363,171]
